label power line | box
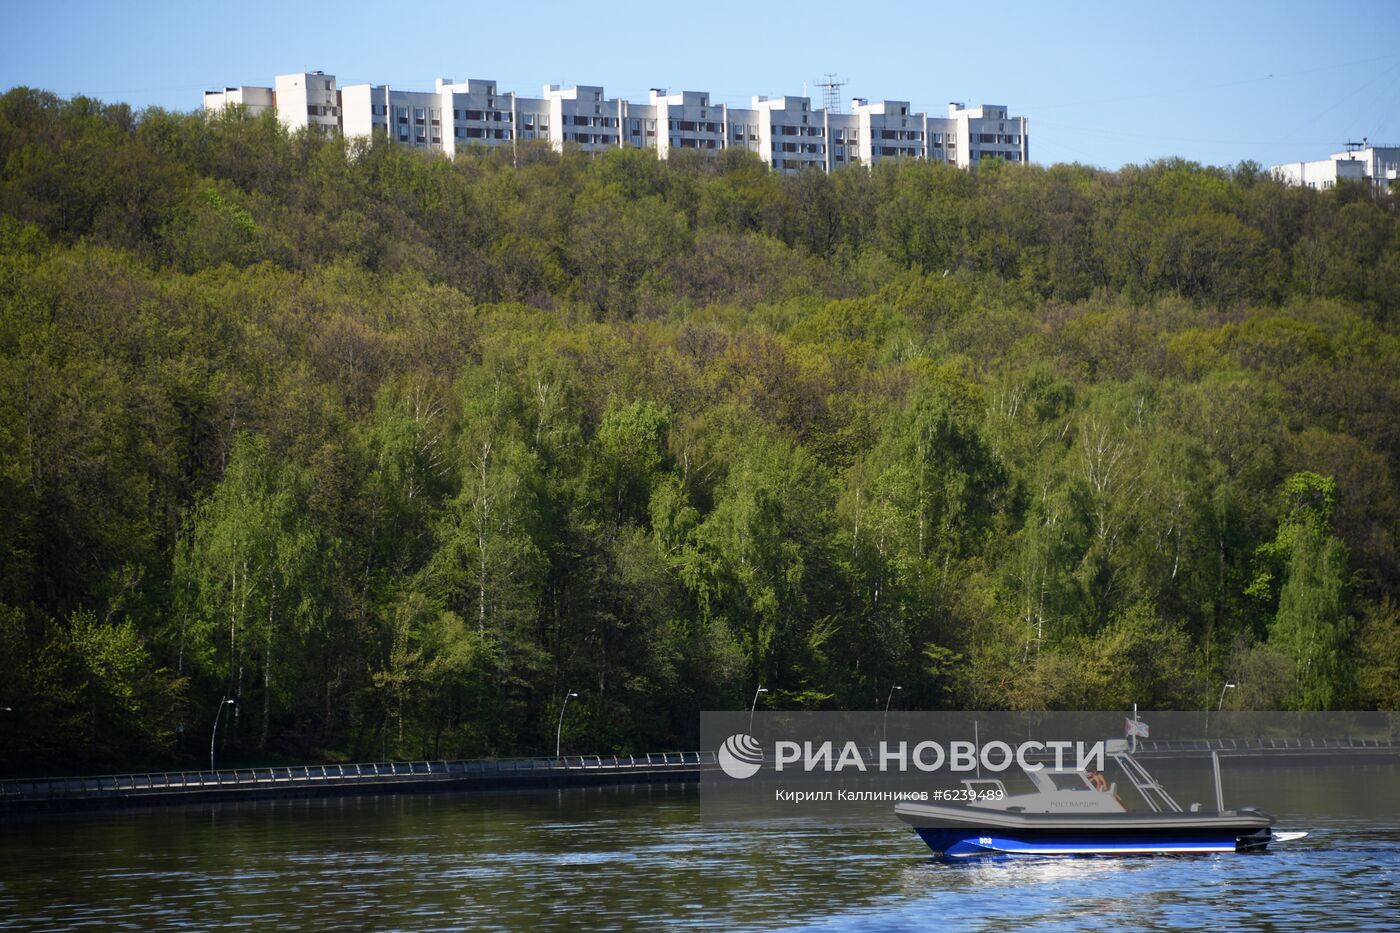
[1021,52,1399,112]
[1299,58,1400,141]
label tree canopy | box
[1,89,1398,775]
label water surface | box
[1,766,1395,931]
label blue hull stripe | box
[916,829,1244,858]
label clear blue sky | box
[3,0,1398,169]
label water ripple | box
[0,777,1396,931]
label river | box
[1,764,1396,931]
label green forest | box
[1,89,1398,776]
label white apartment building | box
[206,71,340,134]
[648,90,728,158]
[277,72,340,134]
[205,72,1029,173]
[1271,141,1400,192]
[202,84,273,117]
[752,96,827,172]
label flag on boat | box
[1125,718,1150,738]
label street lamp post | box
[209,698,235,772]
[883,685,902,744]
[749,686,769,734]
[556,691,578,760]
[1208,681,1236,738]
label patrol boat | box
[895,740,1308,857]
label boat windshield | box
[1026,769,1097,793]
[1045,771,1091,790]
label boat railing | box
[1113,752,1182,813]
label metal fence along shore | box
[4,735,1395,814]
[0,751,719,812]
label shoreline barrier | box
[0,751,720,814]
[4,736,1394,815]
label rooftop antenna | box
[815,73,848,112]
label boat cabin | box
[964,767,1125,814]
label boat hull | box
[914,827,1273,858]
[897,801,1278,858]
